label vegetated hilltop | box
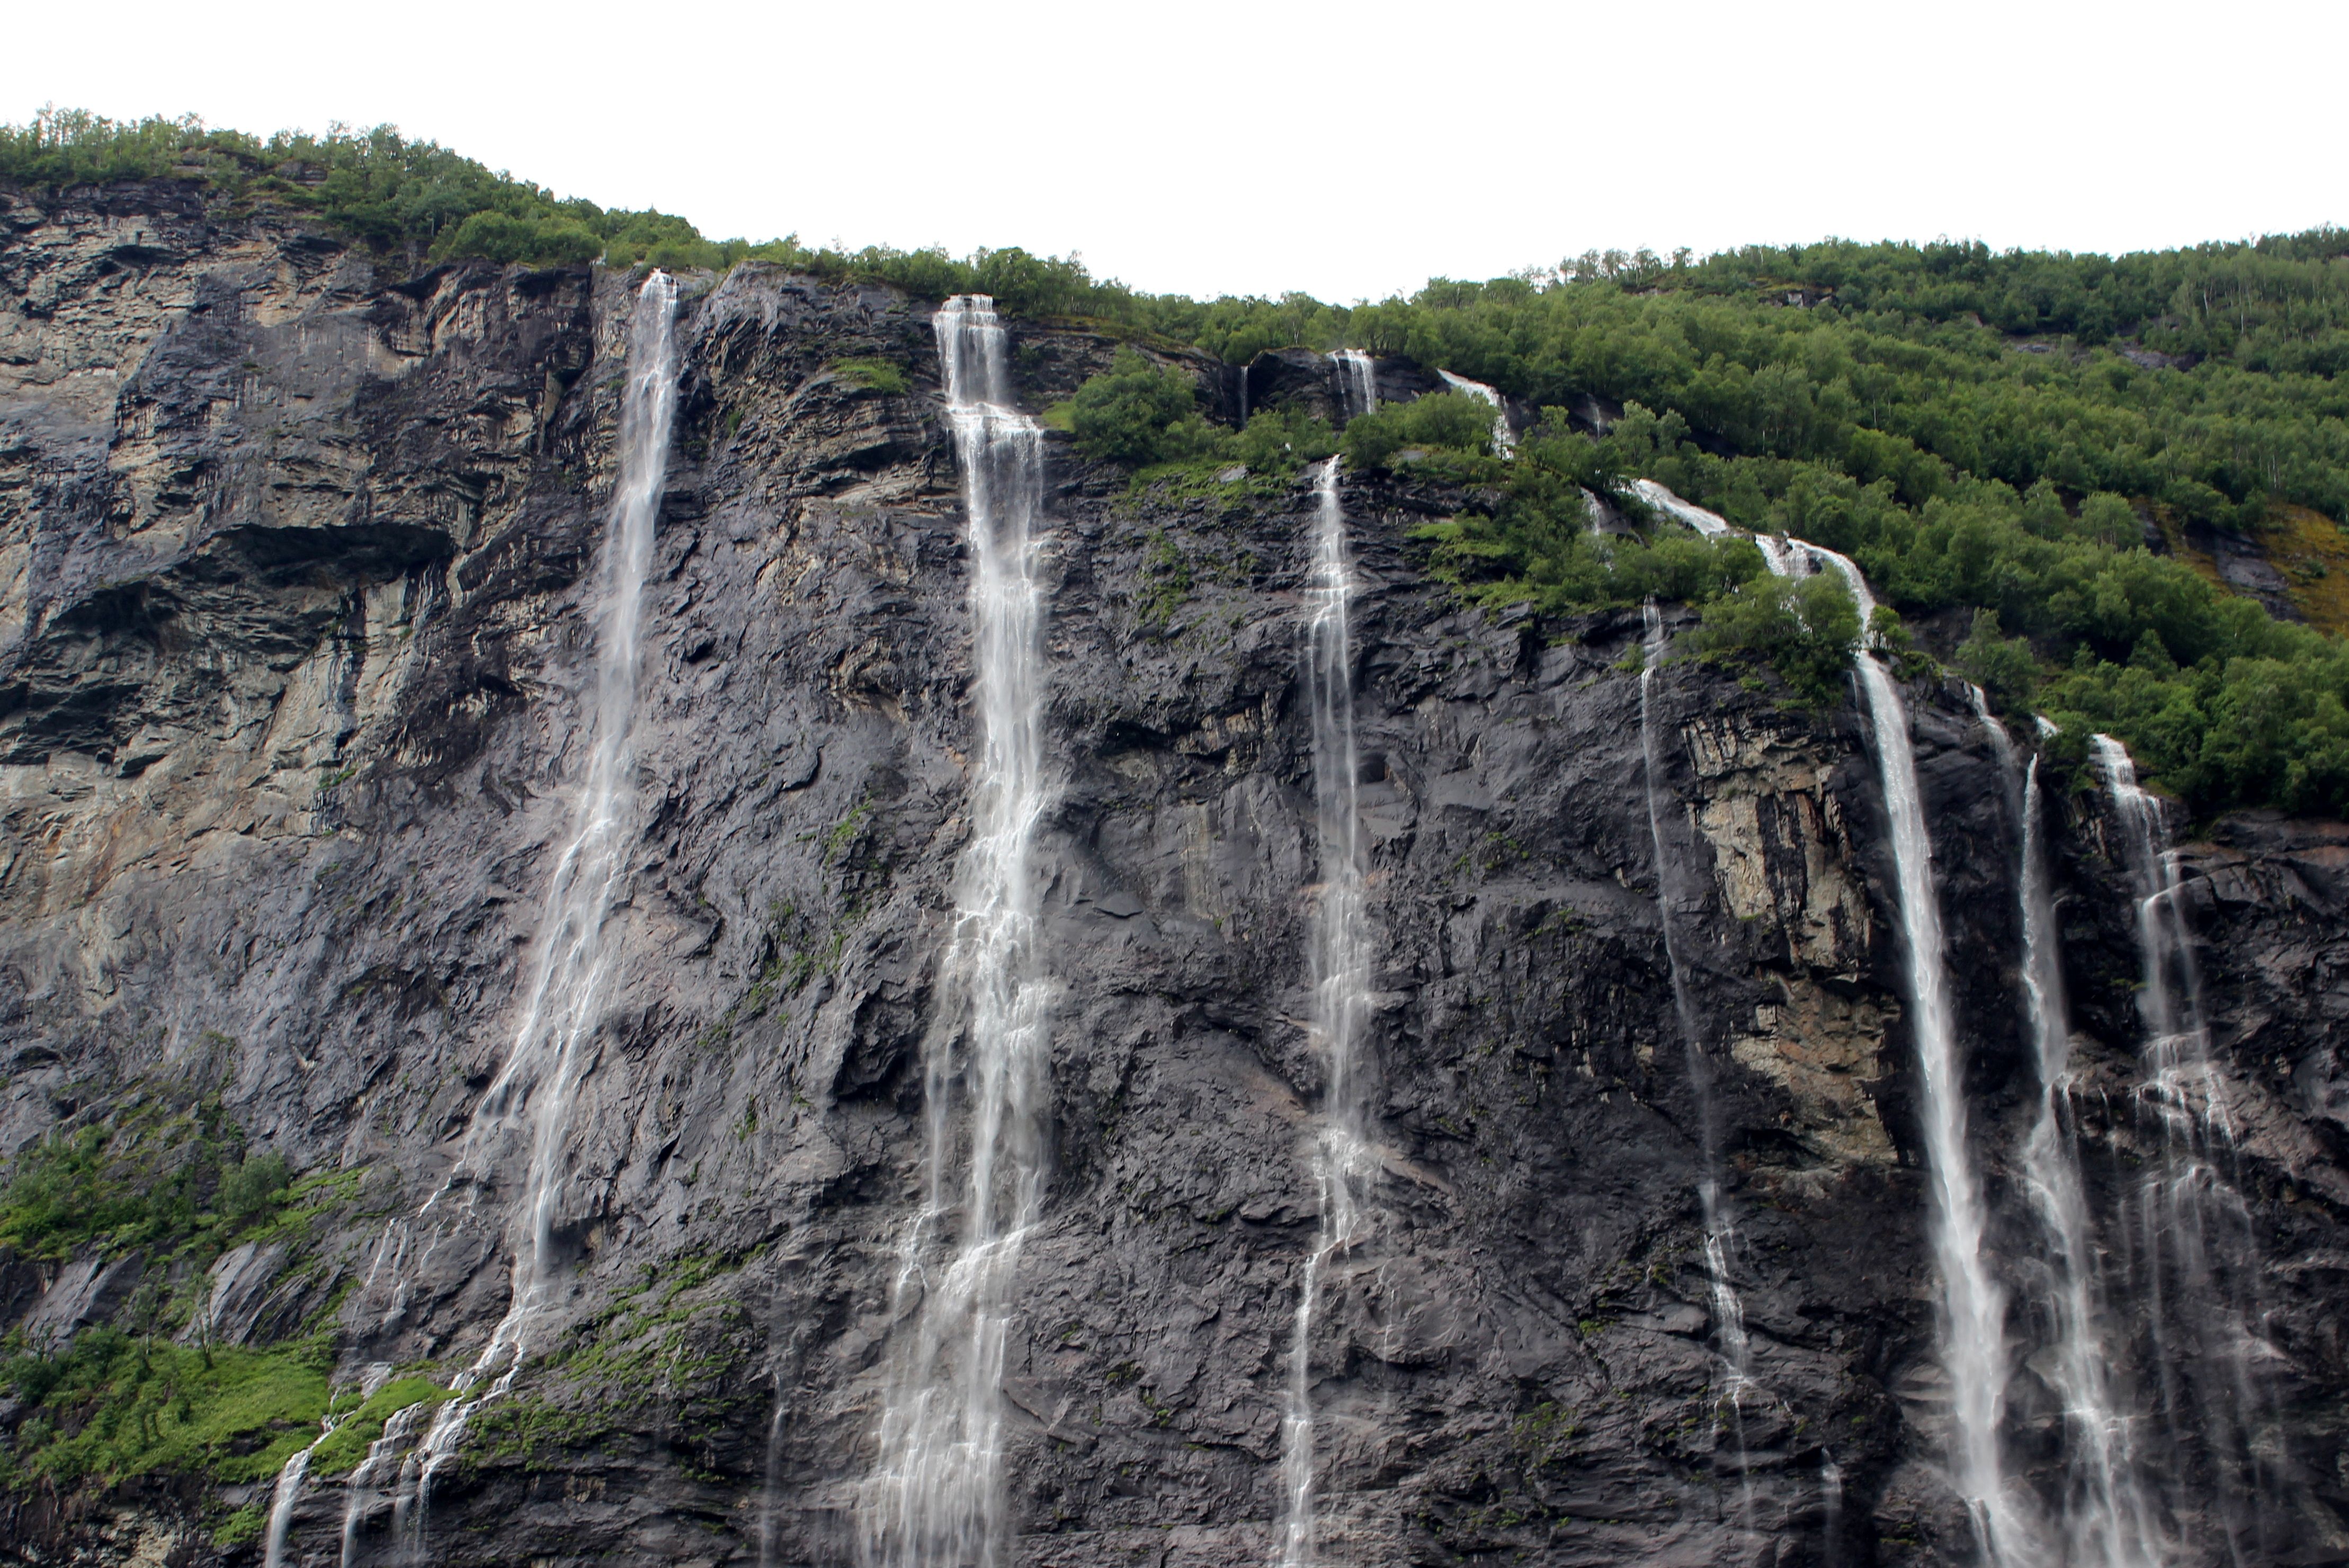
[8,108,2349,818]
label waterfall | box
[360,270,679,1550]
[1436,370,1515,456]
[2091,736,2272,1564]
[263,1444,315,1568]
[1330,350,1376,423]
[1633,479,2017,1554]
[1639,601,1758,1499]
[1631,478,1730,538]
[1971,700,2163,1568]
[1810,549,2019,1562]
[862,294,1055,1568]
[343,1402,431,1568]
[1276,457,1379,1568]
[1630,480,1811,578]
[757,1378,788,1568]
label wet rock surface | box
[0,189,2344,1567]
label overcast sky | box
[11,0,2341,303]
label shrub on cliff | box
[1416,476,1765,614]
[1341,391,1498,469]
[1070,350,1209,464]
[1696,572,1864,705]
[1956,608,2039,710]
[1064,353,1339,481]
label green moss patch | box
[308,1375,452,1478]
[826,358,909,396]
[2,1331,332,1491]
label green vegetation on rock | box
[1067,350,1336,484]
[1,1330,332,1492]
[308,1376,452,1478]
[827,357,909,396]
[1694,574,1866,706]
[453,1247,763,1478]
[1341,391,1502,468]
[0,1093,284,1265]
[0,1082,372,1503]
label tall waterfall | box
[1276,457,1378,1568]
[338,269,678,1556]
[1970,701,2162,1568]
[1330,350,1377,423]
[1436,370,1516,456]
[1639,601,1758,1493]
[1811,549,2018,1562]
[1635,478,2018,1556]
[2092,736,2273,1564]
[863,294,1055,1568]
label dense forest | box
[8,109,2348,820]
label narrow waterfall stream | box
[863,294,1055,1568]
[1639,601,1759,1507]
[1809,549,2021,1563]
[1277,457,1379,1568]
[1435,370,1516,456]
[262,1442,317,1568]
[1633,479,2020,1557]
[2092,736,2275,1564]
[321,269,679,1563]
[1973,700,2162,1568]
[1330,350,1377,422]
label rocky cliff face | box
[0,186,2344,1568]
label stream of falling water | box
[263,1440,319,1568]
[1330,350,1377,423]
[1638,601,1758,1511]
[1810,548,2021,1564]
[2092,736,2277,1566]
[1435,370,1516,456]
[335,270,678,1562]
[1634,479,2021,1558]
[1275,458,1378,1568]
[862,293,1053,1568]
[1972,698,2164,1568]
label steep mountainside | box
[0,185,2345,1568]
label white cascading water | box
[1809,548,2020,1563]
[345,1402,429,1568]
[1973,698,2162,1568]
[1435,370,1516,456]
[1638,600,1759,1500]
[342,270,678,1558]
[1631,480,1808,578]
[1330,350,1377,423]
[862,294,1054,1568]
[2091,736,2272,1564]
[1631,479,1729,540]
[263,1440,319,1568]
[1276,457,1379,1568]
[1637,479,2020,1558]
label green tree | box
[1696,572,1862,704]
[1342,391,1499,469]
[1069,350,1202,464]
[1956,608,2039,711]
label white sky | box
[11,0,2342,304]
